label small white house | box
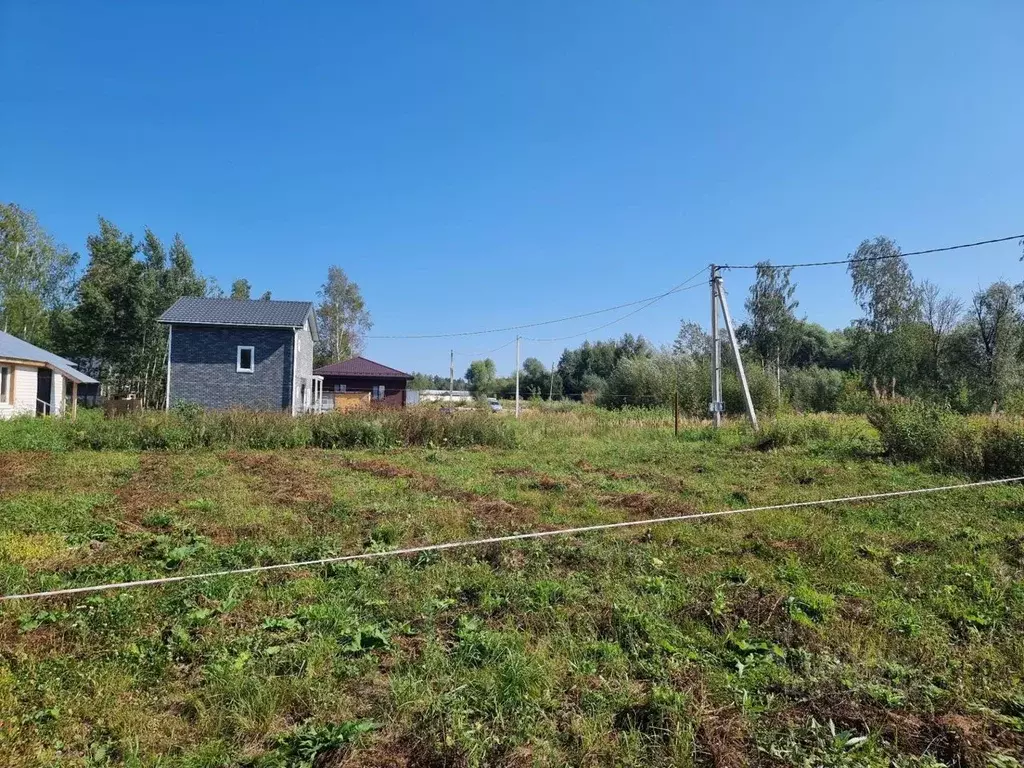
[0,331,98,419]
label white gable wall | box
[51,372,64,416]
[0,364,40,419]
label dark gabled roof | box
[314,356,413,379]
[0,330,99,384]
[158,297,318,341]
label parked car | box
[487,397,503,412]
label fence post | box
[674,388,679,436]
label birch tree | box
[0,203,77,345]
[314,266,372,366]
[847,237,920,397]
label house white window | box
[372,385,385,401]
[0,365,10,403]
[334,383,346,393]
[236,346,255,373]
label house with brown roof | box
[313,356,414,410]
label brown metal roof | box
[313,356,413,379]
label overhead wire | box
[523,265,709,343]
[719,232,1023,270]
[366,266,710,340]
[452,338,516,358]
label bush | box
[980,421,1024,479]
[0,408,518,452]
[867,401,952,463]
[755,414,877,452]
[722,363,779,418]
[868,402,1024,478]
[784,367,845,413]
[599,353,779,417]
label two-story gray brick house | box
[158,297,320,414]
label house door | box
[36,369,52,415]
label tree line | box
[460,236,1024,415]
[4,207,1018,416]
[0,203,372,406]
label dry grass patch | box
[112,453,180,525]
[0,451,46,495]
[225,450,334,508]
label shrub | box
[869,402,1024,478]
[867,401,952,463]
[980,421,1024,478]
[755,413,876,452]
[599,353,779,417]
[836,378,872,415]
[784,367,845,413]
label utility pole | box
[710,265,722,427]
[549,361,555,401]
[449,349,454,407]
[717,272,759,430]
[515,336,521,418]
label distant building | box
[314,356,414,410]
[158,297,321,413]
[419,389,474,404]
[0,330,98,419]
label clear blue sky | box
[2,1,1022,376]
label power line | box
[523,266,709,343]
[366,266,710,340]
[720,232,1023,270]
[452,338,516,358]
[4,475,1020,602]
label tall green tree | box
[314,266,372,366]
[0,203,77,345]
[788,322,853,370]
[971,281,1024,411]
[59,221,207,404]
[230,279,252,300]
[673,320,710,360]
[742,262,799,369]
[137,228,169,405]
[66,219,147,391]
[847,237,921,397]
[557,334,653,398]
[919,280,963,393]
[465,358,497,395]
[166,234,208,298]
[519,357,548,398]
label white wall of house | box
[51,372,64,416]
[0,364,40,420]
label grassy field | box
[1,411,1023,767]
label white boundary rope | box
[2,476,1021,602]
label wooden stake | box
[674,388,679,436]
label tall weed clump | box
[868,401,1024,478]
[0,407,518,451]
[754,413,878,453]
[867,401,952,463]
